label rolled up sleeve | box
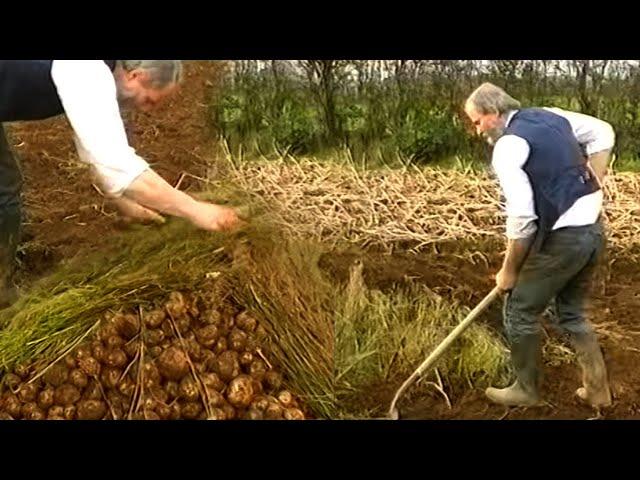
[51,60,149,197]
[492,135,538,240]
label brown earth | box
[5,61,228,283]
[321,241,640,420]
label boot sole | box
[485,388,545,408]
[575,387,612,408]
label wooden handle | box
[387,286,501,417]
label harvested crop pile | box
[0,290,307,420]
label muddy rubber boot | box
[570,332,612,408]
[486,334,543,407]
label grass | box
[334,260,511,418]
[612,155,640,173]
[228,232,336,418]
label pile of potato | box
[0,292,306,420]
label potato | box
[226,375,254,408]
[157,347,189,381]
[77,400,108,420]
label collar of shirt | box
[504,109,518,128]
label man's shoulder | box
[52,60,113,72]
[495,134,529,149]
[0,60,54,74]
[508,107,574,136]
[492,135,530,170]
[515,107,567,119]
[51,61,117,92]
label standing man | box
[0,60,240,307]
[464,82,614,408]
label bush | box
[210,61,640,170]
[393,107,465,163]
[265,97,321,154]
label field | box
[1,61,639,420]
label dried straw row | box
[222,157,640,254]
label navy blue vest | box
[0,60,117,122]
[504,108,599,251]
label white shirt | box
[492,108,615,239]
[50,60,149,197]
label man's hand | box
[110,196,165,224]
[496,236,534,293]
[495,267,517,292]
[187,202,242,232]
[122,170,244,231]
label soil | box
[5,61,227,283]
[321,240,640,420]
[4,60,640,419]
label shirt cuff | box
[585,124,615,156]
[93,159,150,197]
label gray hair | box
[465,82,521,115]
[117,60,183,88]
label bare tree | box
[299,60,350,144]
[568,60,610,115]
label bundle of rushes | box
[334,260,510,417]
[0,215,335,418]
[0,291,305,420]
[228,229,335,417]
[222,157,640,256]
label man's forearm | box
[502,235,535,276]
[122,169,198,219]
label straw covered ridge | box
[223,155,640,254]
[227,227,336,417]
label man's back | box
[506,108,587,177]
[0,60,117,123]
[0,60,65,122]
